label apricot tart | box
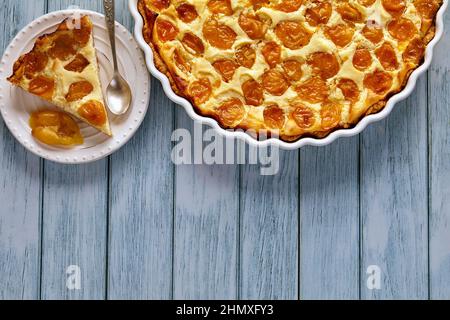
[8,16,112,136]
[138,0,442,141]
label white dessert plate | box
[130,0,447,150]
[0,9,150,164]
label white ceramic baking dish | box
[129,0,448,150]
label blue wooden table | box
[0,0,449,300]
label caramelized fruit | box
[388,18,417,42]
[274,0,303,12]
[152,0,170,10]
[275,21,312,50]
[156,19,179,42]
[242,78,264,106]
[414,0,440,19]
[264,104,285,129]
[251,0,270,10]
[239,12,269,40]
[325,23,355,47]
[320,102,341,130]
[217,98,245,126]
[337,78,360,102]
[307,52,340,80]
[362,22,384,44]
[66,81,94,102]
[207,0,233,15]
[381,0,406,16]
[236,44,256,68]
[29,110,83,146]
[262,42,281,68]
[358,0,376,6]
[29,76,55,100]
[182,32,205,55]
[363,70,393,95]
[305,0,332,26]
[295,77,328,103]
[203,18,237,50]
[213,59,239,82]
[375,42,399,71]
[64,54,90,72]
[48,34,77,60]
[337,3,363,23]
[73,23,91,46]
[291,104,316,128]
[189,78,212,105]
[176,3,198,23]
[23,51,48,79]
[261,69,289,96]
[403,38,425,64]
[77,100,107,126]
[353,48,372,70]
[173,49,191,73]
[282,59,303,82]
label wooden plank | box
[40,162,108,300]
[40,0,108,300]
[240,151,299,299]
[360,77,428,299]
[108,83,174,299]
[173,111,239,299]
[429,10,450,300]
[0,0,46,300]
[107,0,174,300]
[299,139,360,300]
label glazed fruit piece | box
[29,110,83,146]
[8,16,111,136]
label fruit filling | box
[29,110,83,146]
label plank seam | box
[38,2,49,300]
[237,164,242,300]
[297,150,301,300]
[105,155,111,300]
[171,102,176,300]
[426,70,431,300]
[358,135,362,300]
[38,158,45,300]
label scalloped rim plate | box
[0,9,150,163]
[129,0,447,150]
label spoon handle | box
[103,0,119,72]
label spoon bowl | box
[106,72,132,115]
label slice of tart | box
[8,15,112,136]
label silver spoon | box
[103,0,132,115]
